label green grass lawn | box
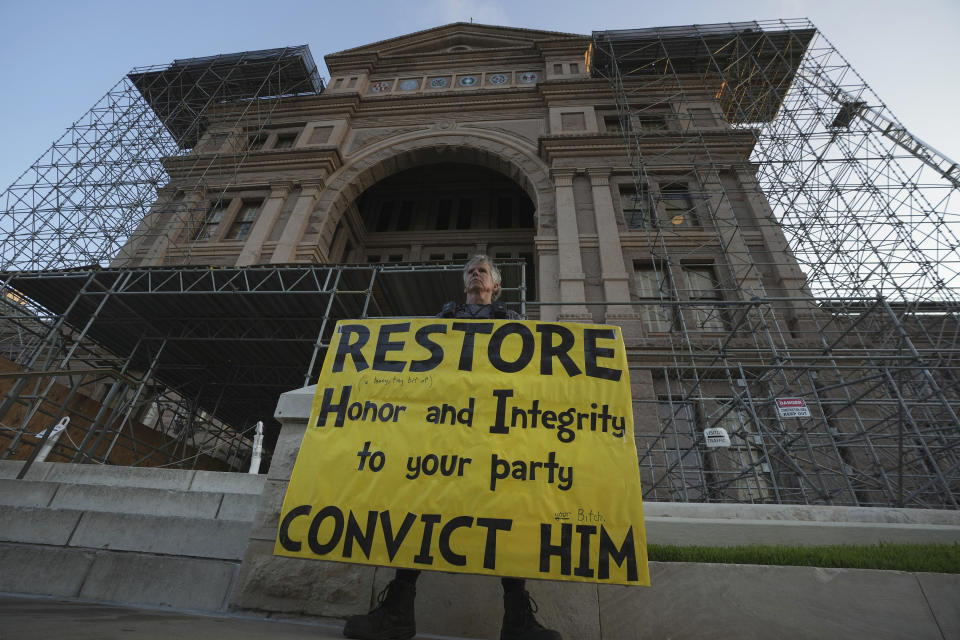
[646,543,960,573]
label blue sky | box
[1,0,958,190]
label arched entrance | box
[312,132,555,309]
[350,162,536,294]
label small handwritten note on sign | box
[776,397,811,418]
[274,318,649,586]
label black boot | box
[343,579,416,640]
[500,588,562,640]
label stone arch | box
[308,130,555,258]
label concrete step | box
[0,478,260,520]
[0,543,241,611]
[0,459,266,495]
[0,504,254,559]
[0,460,266,612]
[0,496,256,612]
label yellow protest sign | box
[274,318,649,586]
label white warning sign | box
[776,397,811,418]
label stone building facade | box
[122,22,807,324]
[112,23,835,505]
[108,22,959,511]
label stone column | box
[237,183,292,266]
[588,169,643,339]
[552,169,591,321]
[270,182,324,264]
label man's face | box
[464,261,499,302]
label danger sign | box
[776,397,811,418]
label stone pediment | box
[330,22,585,60]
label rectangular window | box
[682,265,725,330]
[634,263,675,332]
[456,199,472,229]
[569,63,579,74]
[347,77,358,88]
[637,112,668,131]
[604,116,622,133]
[367,254,380,263]
[273,133,297,149]
[553,63,564,74]
[376,202,394,232]
[334,78,344,89]
[388,254,403,262]
[429,253,445,261]
[436,199,452,230]
[196,202,227,241]
[396,201,414,231]
[248,135,268,151]
[224,200,261,240]
[620,185,652,229]
[660,183,698,227]
[452,252,468,261]
[497,197,513,228]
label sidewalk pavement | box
[0,594,475,640]
[0,594,344,640]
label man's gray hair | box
[463,254,503,301]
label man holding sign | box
[275,255,648,640]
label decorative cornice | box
[351,89,546,115]
[162,149,343,182]
[366,52,546,75]
[539,131,756,164]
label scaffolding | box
[589,19,959,508]
[0,24,957,507]
[0,44,532,475]
[0,46,329,473]
[0,262,528,475]
[0,46,323,272]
